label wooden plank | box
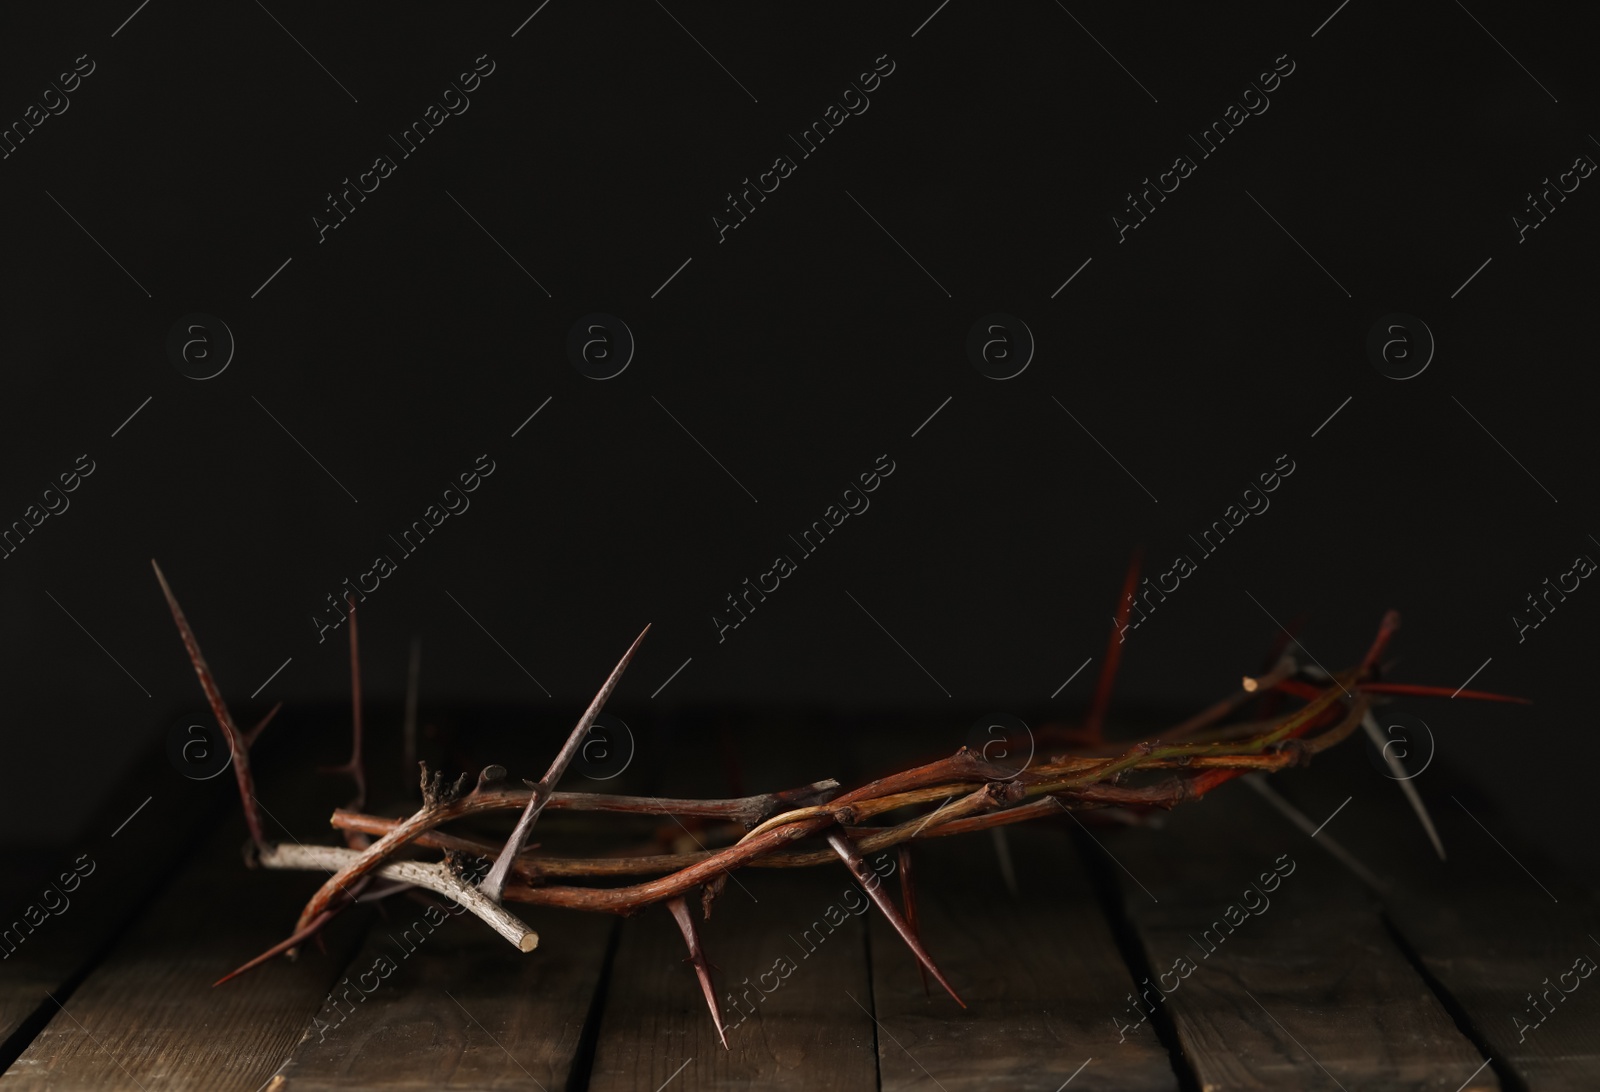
[265,904,614,1090]
[1268,742,1600,1090]
[1105,781,1499,1091]
[2,770,373,1090]
[0,758,234,1059]
[584,866,880,1092]
[868,824,1179,1092]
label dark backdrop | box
[2,2,1595,875]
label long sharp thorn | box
[1362,712,1445,860]
[897,846,929,996]
[244,701,283,748]
[480,625,651,903]
[214,909,337,986]
[667,896,728,1049]
[1084,549,1142,740]
[403,635,422,784]
[151,560,269,854]
[826,830,963,1007]
[345,593,366,810]
[1361,610,1402,676]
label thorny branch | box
[151,558,1528,1046]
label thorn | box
[215,909,337,986]
[403,635,422,786]
[244,701,283,747]
[897,846,929,996]
[827,831,963,1007]
[990,826,1020,900]
[151,560,269,854]
[480,625,651,903]
[1361,712,1445,860]
[344,593,367,811]
[1361,610,1402,676]
[1085,549,1142,740]
[667,896,728,1049]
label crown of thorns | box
[150,557,1524,1047]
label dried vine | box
[150,559,1526,1044]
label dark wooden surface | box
[2,712,1592,1091]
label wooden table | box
[2,708,1594,1090]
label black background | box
[1,2,1594,876]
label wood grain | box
[1269,742,1600,1090]
[268,903,613,1090]
[1106,782,1498,1091]
[868,824,1179,1091]
[1,770,372,1091]
[584,866,880,1092]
